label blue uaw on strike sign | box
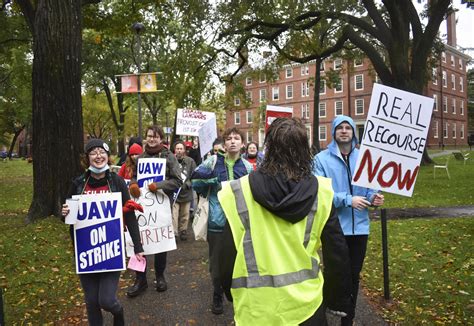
[137,158,167,188]
[73,192,125,274]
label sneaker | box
[179,230,187,241]
[126,277,148,298]
[155,275,168,292]
[211,292,224,315]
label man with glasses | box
[126,125,182,298]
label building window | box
[442,71,447,87]
[452,98,456,114]
[259,73,266,83]
[319,80,326,94]
[246,110,253,124]
[432,68,438,85]
[320,61,325,71]
[459,58,463,70]
[335,101,343,116]
[286,67,293,78]
[452,123,456,139]
[247,130,253,143]
[259,89,267,102]
[355,99,364,115]
[301,65,309,76]
[306,125,312,146]
[334,58,343,70]
[234,112,241,125]
[375,75,381,84]
[234,97,240,106]
[355,74,364,90]
[443,122,448,139]
[272,87,279,101]
[335,78,343,92]
[460,77,464,92]
[451,74,456,90]
[433,121,438,139]
[354,58,363,67]
[319,125,327,141]
[319,102,326,117]
[461,100,464,115]
[301,82,310,97]
[301,103,310,120]
[442,51,446,63]
[286,84,293,99]
[433,94,438,112]
[245,91,252,102]
[246,77,252,86]
[460,124,464,139]
[443,97,448,113]
[450,55,455,66]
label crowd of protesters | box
[62,115,384,325]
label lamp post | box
[132,22,145,137]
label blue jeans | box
[79,271,122,325]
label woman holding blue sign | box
[61,138,144,326]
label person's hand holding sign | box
[371,193,384,207]
[351,196,371,211]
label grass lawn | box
[363,217,473,325]
[383,152,474,208]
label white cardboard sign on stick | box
[198,116,217,158]
[175,108,216,136]
[352,83,433,197]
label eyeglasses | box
[89,150,107,157]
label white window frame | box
[259,73,266,83]
[272,87,279,101]
[246,77,252,86]
[286,84,293,99]
[442,71,447,87]
[319,125,327,141]
[433,94,438,112]
[334,58,343,70]
[452,123,456,139]
[354,58,363,67]
[450,55,455,66]
[319,102,326,118]
[320,61,325,71]
[246,130,253,143]
[459,58,463,70]
[285,67,293,78]
[335,101,343,116]
[301,82,310,97]
[234,112,241,125]
[245,91,252,101]
[452,98,456,114]
[461,100,464,115]
[301,103,310,120]
[443,122,448,139]
[246,110,253,124]
[234,97,240,106]
[443,97,448,113]
[301,65,309,76]
[460,77,464,92]
[451,74,456,90]
[259,88,267,103]
[335,78,343,93]
[355,74,364,91]
[460,124,464,139]
[433,121,438,139]
[432,68,438,85]
[319,80,326,95]
[355,99,364,115]
[442,52,446,63]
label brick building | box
[225,14,470,149]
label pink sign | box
[121,75,138,93]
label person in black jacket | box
[61,138,144,326]
[218,118,353,325]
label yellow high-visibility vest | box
[218,175,334,326]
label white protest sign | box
[352,83,433,197]
[124,189,176,256]
[198,116,217,158]
[73,192,125,274]
[175,108,216,136]
[137,158,166,188]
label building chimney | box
[446,11,456,47]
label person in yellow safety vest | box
[217,118,353,325]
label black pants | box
[342,235,368,325]
[207,231,224,295]
[135,252,167,280]
[79,271,122,325]
[300,303,327,326]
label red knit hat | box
[129,143,143,155]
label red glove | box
[148,182,158,193]
[129,183,141,198]
[123,200,144,214]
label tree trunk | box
[25,0,84,222]
[8,126,25,159]
[311,58,322,154]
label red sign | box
[265,105,293,132]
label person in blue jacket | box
[191,128,253,315]
[313,115,384,325]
